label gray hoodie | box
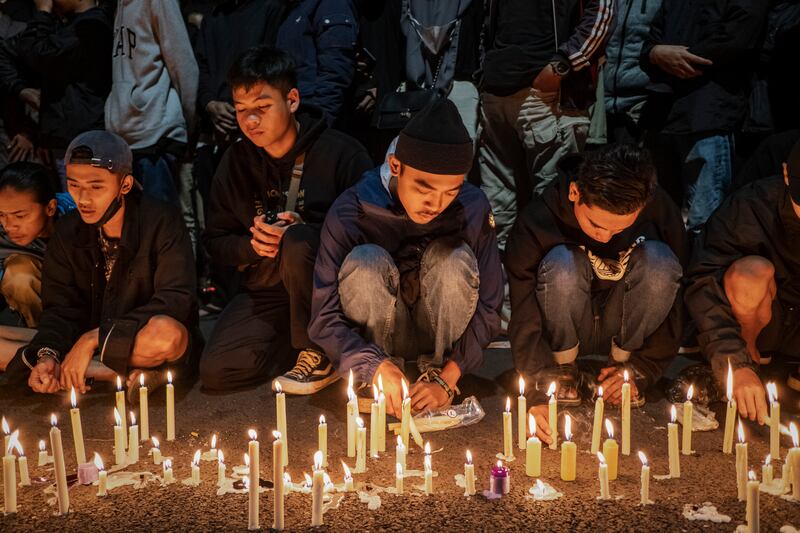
[105,0,198,150]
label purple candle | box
[490,461,511,495]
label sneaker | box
[273,350,340,395]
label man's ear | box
[45,198,57,218]
[568,181,580,203]
[388,154,402,177]
[120,174,134,195]
[287,88,301,114]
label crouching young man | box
[309,97,503,416]
[22,131,200,395]
[506,144,686,443]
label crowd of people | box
[0,0,798,432]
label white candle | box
[400,378,411,449]
[209,434,218,459]
[395,462,404,495]
[503,397,514,459]
[113,408,126,466]
[762,454,773,486]
[191,449,201,484]
[789,423,800,500]
[602,419,619,481]
[736,419,748,501]
[766,383,780,461]
[668,405,680,478]
[151,436,162,465]
[377,375,386,452]
[311,451,324,526]
[621,371,631,456]
[50,415,69,514]
[115,376,128,449]
[547,382,557,450]
[560,415,576,481]
[597,452,610,500]
[370,386,380,458]
[128,411,139,464]
[3,431,18,514]
[465,450,476,496]
[355,417,367,472]
[347,371,358,457]
[682,384,694,455]
[166,371,175,441]
[423,441,433,495]
[525,414,541,477]
[95,453,107,497]
[217,450,226,487]
[395,435,406,471]
[69,387,87,465]
[341,461,354,492]
[638,451,651,504]
[139,373,149,441]
[517,377,527,450]
[273,431,285,531]
[17,447,30,486]
[248,430,259,530]
[722,361,736,454]
[163,458,174,483]
[591,386,604,455]
[37,439,49,466]
[318,415,328,467]
[274,380,288,466]
[746,470,760,533]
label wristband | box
[36,347,60,364]
[430,373,455,400]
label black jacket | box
[19,193,199,377]
[203,106,373,291]
[639,0,769,135]
[686,176,800,378]
[0,8,112,149]
[506,160,688,400]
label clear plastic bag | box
[396,396,486,436]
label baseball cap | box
[64,130,133,177]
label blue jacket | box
[309,168,504,383]
[277,0,358,123]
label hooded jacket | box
[308,167,504,383]
[18,192,199,377]
[203,105,373,291]
[506,158,687,399]
[686,176,800,378]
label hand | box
[34,0,53,13]
[649,45,712,79]
[409,381,449,413]
[8,133,35,162]
[18,88,41,110]
[356,88,377,114]
[59,329,99,394]
[250,216,286,258]
[528,404,553,445]
[28,357,61,394]
[205,101,237,135]
[733,367,768,425]
[532,64,562,93]
[373,360,407,418]
[597,366,640,406]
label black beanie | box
[394,96,473,175]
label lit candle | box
[762,454,772,486]
[37,439,49,466]
[746,470,760,533]
[115,376,128,449]
[139,373,149,442]
[639,451,651,505]
[151,436,162,464]
[163,458,174,483]
[318,415,328,467]
[424,441,433,495]
[395,462,404,495]
[69,387,87,465]
[166,371,175,441]
[49,415,69,515]
[517,376,526,451]
[347,371,357,457]
[560,415,576,482]
[274,380,288,467]
[722,361,736,454]
[248,429,259,530]
[490,461,510,495]
[788,422,800,500]
[766,382,780,461]
[400,378,411,449]
[191,449,201,484]
[668,405,680,478]
[377,375,386,452]
[2,417,9,452]
[128,411,139,464]
[16,440,29,486]
[621,370,631,456]
[273,431,284,531]
[217,450,226,487]
[113,408,126,466]
[3,431,18,514]
[464,450,476,496]
[95,453,107,497]
[591,386,604,455]
[342,461,354,492]
[736,419,747,501]
[502,397,514,459]
[311,450,324,526]
[602,419,619,481]
[395,435,406,471]
[547,382,557,450]
[370,386,380,458]
[209,434,218,459]
[682,384,694,455]
[525,414,542,477]
[355,417,367,472]
[597,451,610,500]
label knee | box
[723,256,775,309]
[628,241,682,293]
[537,245,592,293]
[280,224,318,269]
[198,351,229,390]
[421,239,479,290]
[136,316,189,363]
[338,244,397,291]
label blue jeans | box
[684,133,733,234]
[337,239,480,371]
[133,154,179,205]
[536,242,682,365]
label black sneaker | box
[273,350,340,395]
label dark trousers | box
[199,224,320,390]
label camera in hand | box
[264,210,279,224]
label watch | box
[549,59,570,77]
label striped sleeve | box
[559,0,615,71]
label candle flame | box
[140,372,145,387]
[505,397,511,412]
[248,429,257,441]
[274,380,282,394]
[529,413,537,438]
[726,360,733,402]
[535,479,544,493]
[466,450,473,465]
[164,458,172,470]
[218,450,225,465]
[424,441,431,455]
[497,460,503,468]
[193,449,201,466]
[519,376,525,396]
[319,415,326,425]
[303,473,312,487]
[167,371,173,385]
[314,450,323,470]
[597,451,606,465]
[686,384,694,401]
[791,422,798,447]
[546,381,556,398]
[348,369,354,390]
[38,440,46,452]
[564,414,572,441]
[598,386,604,399]
[766,382,777,404]
[748,470,756,481]
[638,451,648,466]
[341,460,352,480]
[604,418,614,439]
[323,472,333,488]
[211,434,217,449]
[273,430,281,440]
[243,475,250,490]
[377,374,384,394]
[401,379,409,399]
[94,452,105,471]
[114,407,121,426]
[70,387,77,408]
[130,411,136,425]
[116,375,122,391]
[6,430,19,455]
[283,472,292,485]
[623,370,629,383]
[670,405,677,423]
[1,416,8,434]
[373,384,379,403]
[738,419,745,444]
[152,436,160,449]
[244,453,250,467]
[356,417,364,429]
[764,454,771,466]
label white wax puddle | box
[779,525,799,533]
[682,502,731,523]
[495,453,516,462]
[674,405,718,431]
[454,474,466,488]
[526,481,563,501]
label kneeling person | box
[309,97,503,416]
[23,131,199,395]
[507,144,686,444]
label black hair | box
[575,144,657,215]
[227,46,297,96]
[0,162,58,205]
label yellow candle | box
[115,376,128,449]
[274,381,288,466]
[318,415,328,467]
[50,415,69,515]
[762,455,773,486]
[273,432,285,531]
[517,377,526,450]
[400,379,411,449]
[370,386,380,458]
[341,461,354,492]
[746,471,759,533]
[395,462,404,495]
[682,385,694,455]
[138,373,149,442]
[166,372,175,441]
[377,375,387,452]
[347,371,358,457]
[602,419,619,481]
[423,442,433,495]
[789,423,799,500]
[69,388,87,465]
[668,405,680,478]
[128,411,139,463]
[736,420,747,501]
[311,451,324,527]
[355,418,367,472]
[766,383,780,461]
[547,382,557,450]
[248,430,259,530]
[163,458,174,483]
[464,450,476,496]
[3,431,18,514]
[17,447,30,486]
[560,415,576,481]
[502,397,514,459]
[95,453,107,496]
[191,449,201,484]
[218,450,226,487]
[638,451,651,505]
[395,435,406,471]
[621,371,631,456]
[113,408,126,466]
[591,387,604,455]
[37,439,49,466]
[722,361,736,454]
[525,414,541,477]
[151,436,162,465]
[597,452,610,499]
